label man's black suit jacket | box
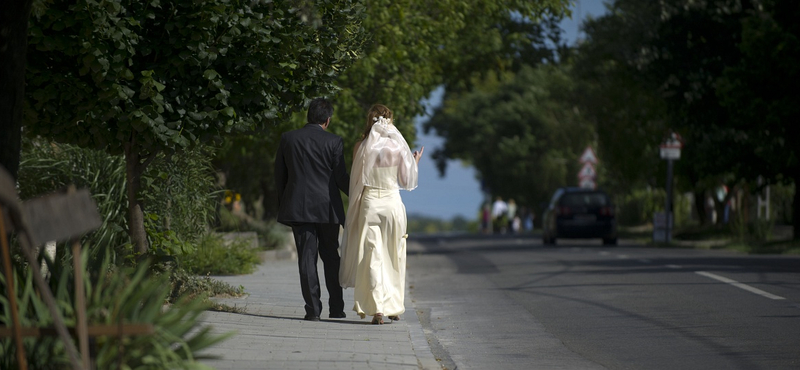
[275,124,349,226]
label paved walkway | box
[198,248,441,370]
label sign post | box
[657,132,683,243]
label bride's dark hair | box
[361,104,393,141]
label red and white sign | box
[579,147,598,164]
[578,146,597,189]
[578,162,596,179]
[660,132,683,160]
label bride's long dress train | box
[349,167,407,318]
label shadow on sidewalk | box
[218,310,381,325]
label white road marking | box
[617,255,629,259]
[695,271,785,300]
[665,265,682,269]
[599,251,610,256]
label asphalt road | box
[406,234,800,370]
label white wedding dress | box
[340,119,418,319]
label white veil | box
[339,117,418,288]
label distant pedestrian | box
[491,196,508,234]
[481,202,491,234]
[274,98,349,321]
[507,199,517,234]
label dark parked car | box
[542,187,617,245]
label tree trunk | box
[793,177,799,241]
[0,0,33,180]
[124,143,149,255]
[694,190,708,225]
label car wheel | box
[602,237,617,245]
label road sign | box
[659,146,681,159]
[578,162,596,179]
[579,147,597,164]
[660,132,683,160]
[579,177,596,189]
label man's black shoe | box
[329,312,346,319]
[303,314,320,321]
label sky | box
[400,1,610,221]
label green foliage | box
[0,250,231,369]
[17,138,221,263]
[211,0,571,219]
[213,132,287,221]
[25,0,366,154]
[425,65,593,208]
[772,183,795,225]
[616,188,664,226]
[24,0,367,253]
[573,0,797,237]
[616,188,692,227]
[181,233,260,276]
[144,212,196,260]
[332,0,570,154]
[407,214,476,235]
[17,138,130,259]
[215,203,291,251]
[167,268,245,305]
[143,147,219,243]
[572,0,667,195]
[714,0,800,235]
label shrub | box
[18,137,220,265]
[0,250,232,369]
[181,233,260,276]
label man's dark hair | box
[307,98,334,125]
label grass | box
[619,223,798,254]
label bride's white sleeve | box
[397,143,418,190]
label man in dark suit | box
[275,98,349,321]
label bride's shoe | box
[371,313,384,325]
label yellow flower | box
[224,196,232,204]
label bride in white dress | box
[340,104,423,324]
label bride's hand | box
[413,146,424,163]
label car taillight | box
[556,206,571,216]
[600,206,614,216]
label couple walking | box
[274,98,423,325]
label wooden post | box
[66,185,90,369]
[0,205,27,369]
[72,239,90,369]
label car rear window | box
[561,192,609,207]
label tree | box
[573,0,668,196]
[213,0,571,220]
[424,65,593,208]
[0,0,33,180]
[574,0,754,225]
[331,0,571,154]
[24,0,366,254]
[716,0,800,238]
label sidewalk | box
[198,247,440,370]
